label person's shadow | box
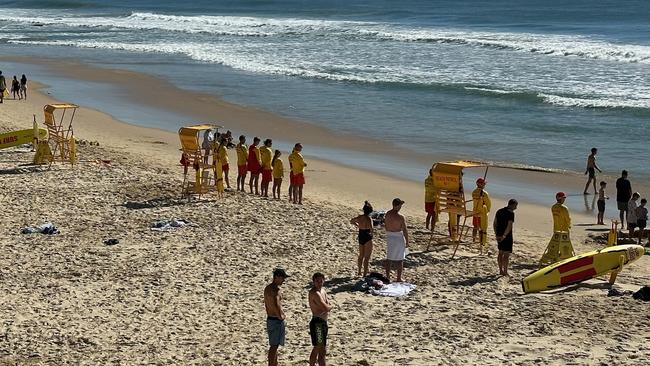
[583,194,597,213]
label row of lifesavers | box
[233,137,306,186]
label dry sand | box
[0,81,648,365]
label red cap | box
[556,192,566,199]
[476,178,486,185]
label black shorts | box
[497,237,513,253]
[628,222,638,231]
[597,200,605,213]
[637,220,647,231]
[309,317,328,347]
[587,167,596,178]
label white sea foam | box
[1,9,649,64]
[539,94,650,109]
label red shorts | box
[248,165,261,174]
[425,202,435,214]
[473,216,481,228]
[261,169,272,184]
[222,163,229,172]
[238,164,247,175]
[292,172,305,185]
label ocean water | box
[0,0,649,185]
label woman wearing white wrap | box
[384,198,409,283]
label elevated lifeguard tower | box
[178,124,223,199]
[36,103,79,165]
[427,160,488,258]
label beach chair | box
[42,103,79,166]
[426,161,487,258]
[178,124,223,199]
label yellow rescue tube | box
[522,245,645,294]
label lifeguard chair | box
[427,160,488,258]
[178,124,223,199]
[38,103,79,165]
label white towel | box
[386,231,406,261]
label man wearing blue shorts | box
[264,268,289,366]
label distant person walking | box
[616,170,632,229]
[236,135,248,192]
[288,143,306,204]
[271,150,284,199]
[583,148,602,194]
[0,71,6,104]
[264,268,289,366]
[552,192,571,233]
[350,201,374,277]
[597,181,609,225]
[260,139,273,198]
[627,192,640,240]
[11,76,20,100]
[308,272,332,366]
[384,198,409,283]
[248,137,262,195]
[424,169,437,230]
[19,74,27,100]
[494,199,517,276]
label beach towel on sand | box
[21,222,59,235]
[369,282,416,297]
[151,219,189,231]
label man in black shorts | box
[583,148,602,195]
[308,272,332,366]
[494,199,518,276]
[616,170,632,229]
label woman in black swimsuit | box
[350,201,374,277]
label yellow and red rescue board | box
[522,244,645,294]
[0,128,47,150]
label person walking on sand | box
[19,74,27,100]
[264,268,289,366]
[288,143,306,204]
[597,181,609,225]
[636,198,647,245]
[236,135,248,192]
[271,150,284,199]
[616,170,632,229]
[552,192,571,233]
[260,139,273,198]
[309,272,332,366]
[11,76,20,100]
[471,178,491,247]
[351,201,374,277]
[627,192,640,240]
[494,199,517,276]
[384,198,409,283]
[0,71,6,104]
[248,137,262,195]
[583,148,602,194]
[217,138,231,189]
[424,169,437,231]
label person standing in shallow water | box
[350,201,374,277]
[583,147,602,195]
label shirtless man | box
[384,198,409,283]
[308,272,332,366]
[264,268,289,366]
[583,148,602,195]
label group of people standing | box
[234,136,307,204]
[264,269,332,366]
[0,71,28,104]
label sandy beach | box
[0,74,649,365]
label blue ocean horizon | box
[1,0,648,207]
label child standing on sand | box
[636,198,647,245]
[597,181,608,225]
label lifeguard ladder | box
[427,160,489,258]
[178,124,223,199]
[37,103,79,166]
